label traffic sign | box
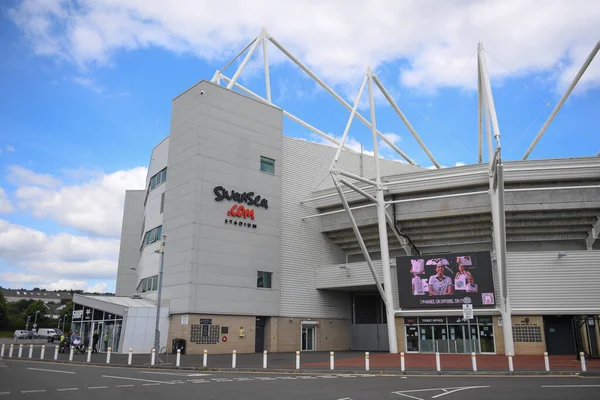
[33,323,37,328]
[462,304,474,320]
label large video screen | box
[396,251,496,309]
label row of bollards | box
[0,343,590,372]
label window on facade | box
[160,192,165,214]
[144,225,163,246]
[257,271,272,288]
[260,156,275,174]
[137,275,159,293]
[149,168,167,191]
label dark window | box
[257,271,272,288]
[160,193,165,214]
[260,156,275,174]
[221,326,229,334]
[353,294,386,324]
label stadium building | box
[72,32,600,358]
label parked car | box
[13,330,28,339]
[13,330,37,339]
[37,328,60,342]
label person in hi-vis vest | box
[454,264,473,291]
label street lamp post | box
[34,311,40,326]
[154,234,166,362]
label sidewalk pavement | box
[3,347,599,373]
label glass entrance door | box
[301,326,315,351]
[405,326,419,352]
[479,324,495,353]
[448,325,466,353]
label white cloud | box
[7,165,61,188]
[378,132,402,153]
[0,273,110,293]
[12,166,147,237]
[0,219,119,283]
[72,76,105,93]
[7,0,600,93]
[0,188,14,213]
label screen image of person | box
[412,273,425,295]
[466,277,478,292]
[454,263,473,291]
[428,263,453,296]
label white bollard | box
[330,351,335,370]
[128,348,133,365]
[401,352,405,372]
[40,345,45,360]
[232,350,237,368]
[106,347,111,364]
[544,352,550,371]
[365,352,370,371]
[508,353,514,372]
[471,352,477,372]
[580,352,587,372]
[8,344,14,358]
[203,349,207,368]
[263,350,268,369]
[176,349,181,367]
[54,345,58,360]
[151,348,155,366]
[69,346,74,361]
[29,344,33,359]
[87,347,92,363]
[435,352,440,372]
[1,343,5,358]
[295,351,300,370]
[18,344,23,358]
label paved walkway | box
[3,346,599,373]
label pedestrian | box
[92,330,99,353]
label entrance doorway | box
[301,325,315,351]
[255,317,266,353]
[544,316,575,355]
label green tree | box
[0,291,8,330]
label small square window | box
[257,271,272,288]
[260,156,275,174]
[221,326,229,334]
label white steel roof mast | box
[210,28,439,168]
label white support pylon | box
[367,69,398,354]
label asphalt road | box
[1,358,599,400]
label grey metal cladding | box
[506,251,600,313]
[115,190,145,296]
[162,80,282,316]
[279,137,420,318]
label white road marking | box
[88,386,108,390]
[142,383,161,386]
[542,385,600,388]
[337,397,353,400]
[188,379,209,383]
[140,371,210,377]
[57,388,79,391]
[21,390,46,393]
[0,392,10,396]
[116,385,135,388]
[233,378,254,381]
[102,375,176,385]
[27,367,75,374]
[393,386,490,400]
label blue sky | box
[0,0,599,293]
